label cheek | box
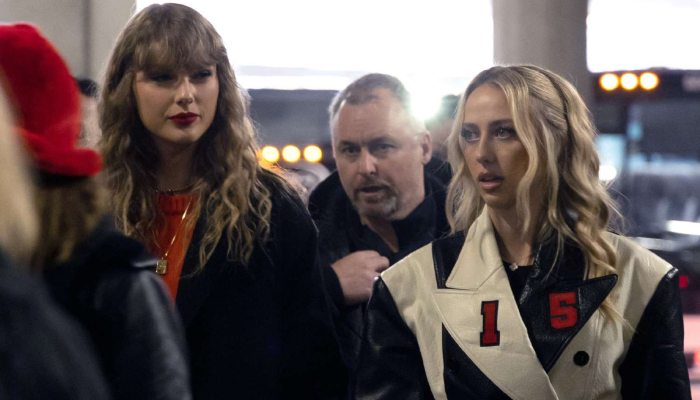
[135,87,163,120]
[462,148,478,175]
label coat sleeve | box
[352,277,435,400]
[618,268,691,399]
[102,270,192,400]
[275,192,348,399]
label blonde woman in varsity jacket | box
[352,65,691,400]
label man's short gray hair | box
[329,73,425,133]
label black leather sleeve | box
[619,268,691,400]
[98,270,191,400]
[351,278,435,400]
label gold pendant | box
[156,259,168,275]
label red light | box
[679,275,689,289]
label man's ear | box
[419,131,432,165]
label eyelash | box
[460,127,516,142]
[147,70,213,82]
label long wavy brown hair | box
[446,65,623,319]
[100,3,289,271]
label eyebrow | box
[337,135,396,147]
[337,140,359,148]
[462,119,514,129]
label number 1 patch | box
[549,291,578,329]
[480,300,500,346]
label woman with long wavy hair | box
[352,65,690,399]
[100,3,344,399]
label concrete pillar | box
[1,0,88,76]
[0,0,135,79]
[89,0,135,79]
[493,0,591,104]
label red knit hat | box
[0,23,101,177]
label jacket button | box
[446,356,460,373]
[574,351,590,366]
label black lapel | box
[175,213,228,327]
[518,239,618,372]
[432,232,466,289]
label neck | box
[156,145,196,191]
[361,215,398,253]
[488,206,539,266]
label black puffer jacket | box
[44,218,191,400]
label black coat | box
[308,171,450,370]
[44,219,191,400]
[176,179,346,399]
[0,248,110,400]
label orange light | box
[640,72,659,90]
[600,73,619,91]
[261,146,280,163]
[303,145,323,163]
[620,73,639,91]
[282,145,301,163]
[695,349,700,366]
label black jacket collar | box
[309,171,449,264]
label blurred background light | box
[303,145,323,163]
[679,275,690,289]
[667,220,700,235]
[588,0,700,71]
[261,145,280,163]
[137,0,493,96]
[282,145,301,163]
[599,164,618,181]
[620,73,638,90]
[600,73,620,91]
[639,72,659,90]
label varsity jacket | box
[353,208,691,399]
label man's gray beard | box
[352,192,400,220]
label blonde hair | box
[446,65,622,316]
[0,89,38,265]
[100,3,290,271]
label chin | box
[355,199,399,220]
[481,196,515,212]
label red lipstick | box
[169,112,198,126]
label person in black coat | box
[0,86,110,400]
[309,73,451,376]
[0,248,112,400]
[99,4,345,399]
[0,23,191,400]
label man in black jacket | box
[309,73,450,374]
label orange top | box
[149,193,197,300]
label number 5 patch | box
[549,291,578,329]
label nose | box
[176,78,195,106]
[475,136,495,165]
[358,149,378,176]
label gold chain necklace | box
[155,196,193,275]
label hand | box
[331,251,390,306]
